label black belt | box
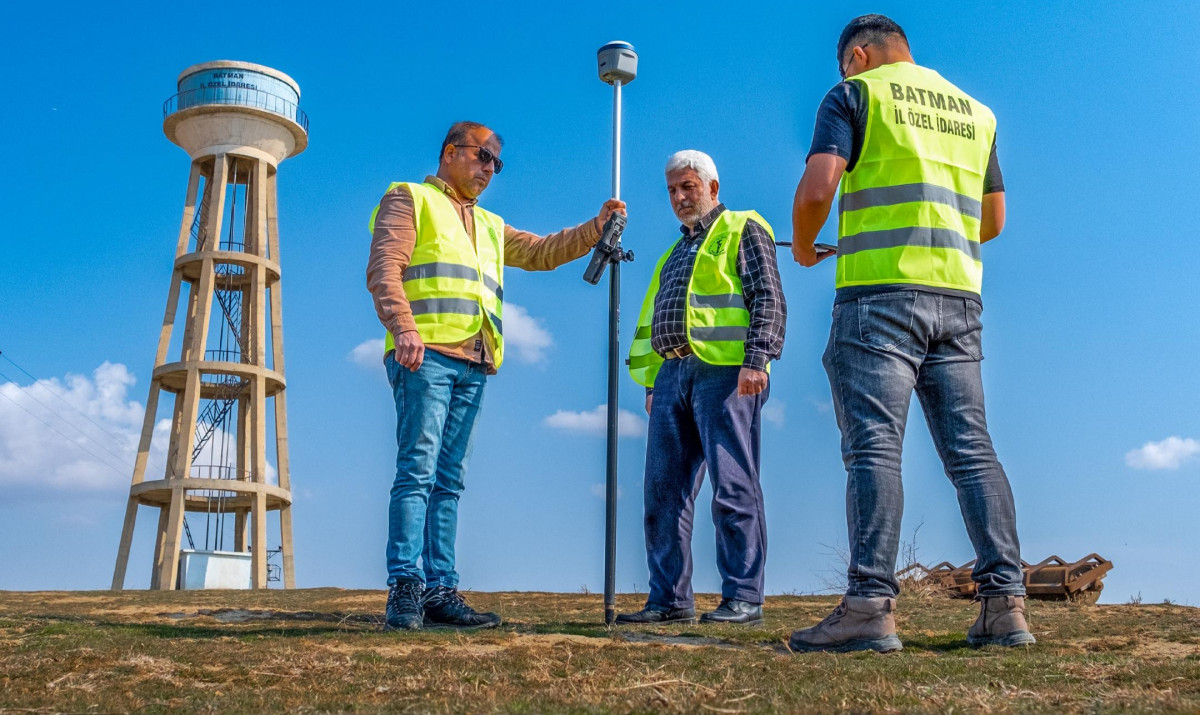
[659,344,693,359]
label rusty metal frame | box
[900,554,1112,603]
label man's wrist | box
[742,352,770,371]
[392,317,418,334]
[587,215,603,245]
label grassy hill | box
[1,589,1197,713]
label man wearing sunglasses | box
[787,15,1030,652]
[367,121,625,631]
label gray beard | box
[676,201,714,228]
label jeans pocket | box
[385,352,401,388]
[857,292,917,353]
[953,299,984,360]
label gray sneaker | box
[422,586,502,629]
[789,596,903,653]
[384,580,423,631]
[967,595,1036,647]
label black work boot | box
[700,598,764,625]
[422,586,502,629]
[384,580,423,631]
[614,604,696,625]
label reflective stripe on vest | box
[627,210,772,388]
[836,63,996,294]
[369,182,507,367]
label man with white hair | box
[617,150,786,626]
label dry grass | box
[0,589,1197,713]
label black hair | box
[440,121,504,162]
[837,14,908,63]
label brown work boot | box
[967,595,1036,647]
[788,596,903,653]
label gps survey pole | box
[585,40,637,625]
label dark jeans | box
[823,290,1025,599]
[644,356,768,609]
[384,350,487,588]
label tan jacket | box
[366,175,601,373]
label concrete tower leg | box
[149,506,171,589]
[156,487,187,590]
[111,498,140,591]
[264,169,295,588]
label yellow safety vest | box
[837,62,997,294]
[627,210,772,388]
[369,182,507,367]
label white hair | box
[665,150,719,186]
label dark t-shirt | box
[807,79,1003,304]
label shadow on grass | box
[19,612,986,656]
[513,621,614,638]
[19,613,381,641]
[896,635,974,653]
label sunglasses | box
[839,44,868,80]
[454,144,504,174]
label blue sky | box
[2,1,1198,606]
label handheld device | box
[583,213,629,285]
[774,241,838,255]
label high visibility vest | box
[837,62,997,295]
[627,210,772,388]
[369,182,507,367]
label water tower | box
[111,61,306,590]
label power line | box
[0,351,131,445]
[0,386,131,480]
[0,367,138,471]
[0,350,169,481]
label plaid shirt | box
[650,203,787,374]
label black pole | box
[604,257,621,624]
[594,41,637,625]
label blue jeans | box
[823,290,1025,598]
[644,357,769,609]
[385,350,487,588]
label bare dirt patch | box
[1133,640,1200,659]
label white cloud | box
[0,363,278,497]
[0,363,151,493]
[349,338,386,367]
[503,304,553,364]
[544,405,646,438]
[1125,437,1200,471]
[762,401,786,427]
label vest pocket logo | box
[707,235,727,256]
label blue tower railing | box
[164,87,308,133]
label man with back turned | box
[787,15,1033,652]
